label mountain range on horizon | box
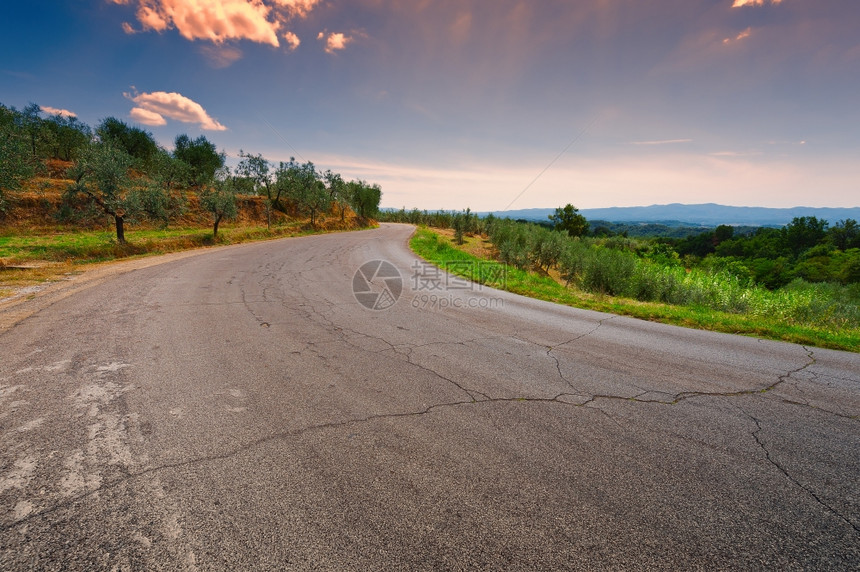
[483,203,860,227]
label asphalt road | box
[1,223,858,570]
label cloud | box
[631,139,693,146]
[135,0,280,45]
[199,44,244,67]
[319,31,353,54]
[124,90,227,130]
[284,31,300,50]
[271,0,321,18]
[41,106,77,118]
[114,1,322,48]
[732,0,783,6]
[710,150,763,157]
[130,107,168,126]
[722,27,752,44]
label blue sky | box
[2,0,859,211]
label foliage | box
[173,134,224,187]
[200,167,238,237]
[65,141,151,243]
[281,159,328,226]
[96,117,159,167]
[347,180,382,219]
[0,98,383,244]
[411,227,859,352]
[480,218,860,332]
[0,105,36,212]
[549,203,589,237]
[237,151,276,228]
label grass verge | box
[0,221,374,296]
[410,227,859,352]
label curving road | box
[2,223,859,570]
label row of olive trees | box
[485,216,860,328]
[379,208,485,236]
[1,102,382,241]
[233,152,381,231]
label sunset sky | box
[2,0,858,211]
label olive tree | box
[237,151,281,229]
[200,167,238,237]
[0,105,36,212]
[282,160,327,226]
[173,134,224,187]
[65,142,152,243]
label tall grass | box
[415,223,859,350]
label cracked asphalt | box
[1,223,859,570]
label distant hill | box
[484,204,860,227]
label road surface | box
[2,223,858,570]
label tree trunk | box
[213,214,222,237]
[115,215,126,244]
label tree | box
[237,151,275,228]
[45,114,92,161]
[200,167,238,237]
[452,212,466,245]
[21,103,53,159]
[828,219,860,251]
[96,117,159,166]
[0,104,36,212]
[549,204,589,237]
[283,160,327,226]
[323,170,349,221]
[348,180,382,219]
[140,149,191,225]
[782,216,827,257]
[173,134,224,187]
[66,141,149,243]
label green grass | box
[0,222,348,266]
[410,227,860,352]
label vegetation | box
[0,99,384,302]
[0,101,382,241]
[549,203,589,237]
[408,211,860,351]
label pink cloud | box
[125,90,227,130]
[723,27,752,44]
[284,31,300,50]
[271,0,321,18]
[41,106,77,117]
[130,107,167,126]
[114,1,321,49]
[320,31,352,54]
[39,105,78,117]
[135,0,279,45]
[732,0,783,6]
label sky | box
[2,0,859,211]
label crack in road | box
[545,316,616,392]
[5,344,848,534]
[748,414,860,534]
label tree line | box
[669,217,860,287]
[0,102,382,241]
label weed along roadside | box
[409,227,860,353]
